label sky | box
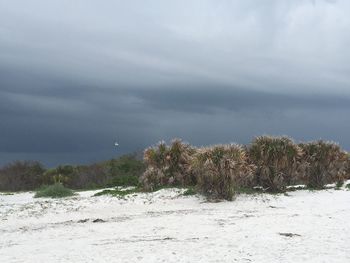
[1,0,350,167]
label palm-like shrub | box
[299,141,348,188]
[345,153,350,180]
[192,144,254,200]
[140,139,196,191]
[249,136,304,191]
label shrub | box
[0,154,144,192]
[40,165,77,186]
[192,144,254,200]
[109,174,139,186]
[299,141,348,189]
[107,154,145,186]
[0,161,45,191]
[140,139,196,191]
[34,183,74,198]
[40,163,111,190]
[72,164,109,189]
[249,136,304,191]
[346,153,350,180]
[37,154,144,190]
[40,168,57,186]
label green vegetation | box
[249,136,304,192]
[107,155,144,186]
[336,181,344,189]
[34,183,75,198]
[236,187,262,195]
[100,154,144,188]
[93,188,139,197]
[1,136,348,201]
[140,136,349,200]
[0,153,144,192]
[0,192,15,195]
[108,175,139,187]
[141,139,196,191]
[183,187,196,196]
[299,141,348,189]
[192,144,254,200]
[286,185,306,192]
[0,161,45,191]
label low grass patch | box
[148,185,185,192]
[286,186,306,191]
[94,185,194,198]
[34,183,74,198]
[335,183,342,190]
[183,187,196,196]
[236,187,287,195]
[93,188,140,197]
[0,192,15,195]
[236,187,262,195]
[306,184,337,191]
[335,181,344,189]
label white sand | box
[1,184,349,263]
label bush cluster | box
[1,136,348,200]
[140,139,196,191]
[140,136,349,200]
[346,154,350,180]
[0,161,45,191]
[192,144,255,200]
[0,153,144,191]
[249,136,305,191]
[299,141,348,189]
[34,183,74,198]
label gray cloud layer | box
[1,0,349,166]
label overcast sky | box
[1,0,350,167]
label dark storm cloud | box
[0,0,350,166]
[132,87,350,113]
